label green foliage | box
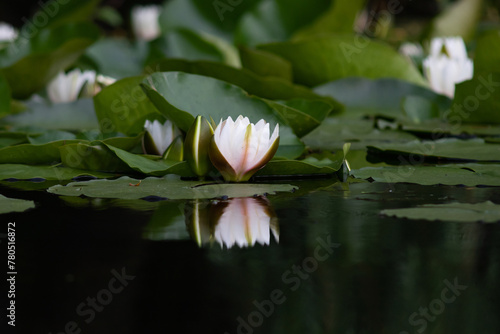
[259,35,428,87]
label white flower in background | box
[131,5,161,41]
[399,42,424,59]
[423,36,473,98]
[47,69,97,103]
[209,116,280,182]
[143,119,179,156]
[0,22,18,43]
[214,197,279,248]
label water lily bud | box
[131,5,161,41]
[47,69,97,103]
[162,135,184,161]
[423,36,473,98]
[143,119,180,156]
[184,115,214,178]
[209,115,279,182]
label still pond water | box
[2,178,500,334]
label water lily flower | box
[423,36,473,98]
[185,197,279,248]
[131,5,161,41]
[184,115,214,178]
[209,116,279,182]
[47,69,97,103]
[143,119,180,156]
[0,22,18,43]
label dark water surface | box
[2,180,500,334]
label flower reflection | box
[185,197,279,249]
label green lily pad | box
[397,119,500,137]
[314,77,451,118]
[352,164,500,186]
[94,76,162,136]
[239,46,292,81]
[474,30,500,74]
[103,143,194,177]
[0,22,100,99]
[149,59,335,103]
[1,99,99,130]
[0,164,115,181]
[148,28,238,66]
[367,138,500,162]
[0,139,83,165]
[292,0,365,38]
[259,35,427,87]
[84,38,146,79]
[256,158,342,178]
[303,117,418,151]
[234,0,331,46]
[47,175,297,200]
[450,73,500,124]
[0,73,10,118]
[0,194,35,214]
[141,71,305,159]
[381,201,500,223]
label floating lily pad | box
[0,164,115,181]
[352,164,500,186]
[381,201,500,223]
[239,46,292,81]
[367,138,500,162]
[0,139,83,164]
[47,175,297,200]
[303,117,418,151]
[0,194,35,214]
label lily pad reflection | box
[185,197,279,249]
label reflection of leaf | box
[381,201,500,223]
[259,36,427,87]
[352,164,500,186]
[367,138,500,162]
[0,194,35,214]
[141,71,305,159]
[47,176,297,200]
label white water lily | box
[47,69,97,103]
[209,116,279,182]
[214,197,279,248]
[143,119,179,156]
[0,22,18,43]
[423,36,473,98]
[131,5,161,41]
